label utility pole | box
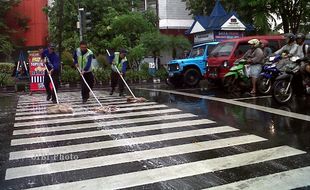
[78,8,84,41]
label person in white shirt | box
[296,33,308,59]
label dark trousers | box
[111,71,125,93]
[81,72,94,100]
[44,71,59,101]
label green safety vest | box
[76,48,93,72]
[112,52,127,72]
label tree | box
[168,35,191,59]
[183,0,310,34]
[0,0,28,61]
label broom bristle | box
[127,97,147,103]
[47,104,73,114]
[94,105,119,113]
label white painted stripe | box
[206,166,310,190]
[17,98,126,108]
[17,96,123,104]
[10,125,235,160]
[232,95,272,101]
[13,113,196,136]
[16,101,130,112]
[23,146,305,190]
[138,88,310,122]
[6,135,266,180]
[15,104,167,121]
[15,102,158,116]
[11,121,221,146]
[17,97,125,105]
[14,108,181,128]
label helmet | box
[296,33,305,41]
[48,43,56,49]
[284,33,295,43]
[248,39,260,47]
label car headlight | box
[223,61,229,68]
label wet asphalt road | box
[0,83,309,189]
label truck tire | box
[167,77,183,88]
[183,68,201,87]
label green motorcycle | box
[223,59,251,93]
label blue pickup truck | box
[167,41,219,87]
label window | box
[207,44,217,56]
[230,18,237,23]
[235,43,251,57]
[210,42,236,57]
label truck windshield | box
[209,42,235,57]
[188,45,205,58]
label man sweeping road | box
[109,49,128,96]
[40,44,60,104]
[73,41,94,103]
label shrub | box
[0,62,15,75]
[93,68,110,83]
[96,54,110,69]
[62,51,74,67]
[61,68,79,84]
[155,67,168,80]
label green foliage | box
[61,67,79,83]
[168,35,191,59]
[127,44,146,70]
[110,35,127,50]
[96,54,109,69]
[0,0,27,60]
[93,68,110,83]
[182,0,310,34]
[155,67,168,80]
[62,51,74,67]
[0,63,15,74]
[140,32,169,56]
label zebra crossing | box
[3,91,310,189]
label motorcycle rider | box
[260,40,272,58]
[247,39,265,94]
[274,33,298,57]
[296,33,309,59]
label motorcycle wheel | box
[223,76,238,93]
[257,76,272,95]
[272,79,293,104]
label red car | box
[206,35,285,82]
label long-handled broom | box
[76,67,118,113]
[106,49,147,103]
[45,64,73,114]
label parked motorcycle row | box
[223,54,310,104]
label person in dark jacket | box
[109,49,128,96]
[73,41,94,103]
[40,44,60,103]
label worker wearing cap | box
[73,41,94,103]
[109,49,128,96]
[40,44,60,103]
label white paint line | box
[138,88,310,122]
[13,113,196,136]
[206,166,310,190]
[13,108,181,128]
[232,95,272,101]
[15,104,167,121]
[17,98,126,109]
[11,120,219,146]
[10,125,235,160]
[6,135,266,180]
[17,97,123,104]
[15,100,129,113]
[24,146,305,190]
[15,102,158,116]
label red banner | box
[29,51,45,92]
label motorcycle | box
[272,56,309,104]
[223,59,251,93]
[257,55,283,94]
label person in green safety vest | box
[73,41,94,103]
[109,49,128,96]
